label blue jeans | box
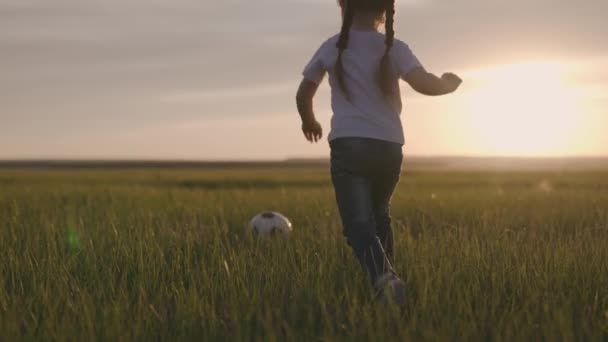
[330,137,403,284]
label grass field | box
[1,167,608,341]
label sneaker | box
[374,272,407,308]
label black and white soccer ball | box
[248,211,292,238]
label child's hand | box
[441,73,463,92]
[302,119,323,143]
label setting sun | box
[459,62,588,156]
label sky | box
[1,0,607,160]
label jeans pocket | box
[331,139,363,176]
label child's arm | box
[296,78,323,143]
[404,67,462,96]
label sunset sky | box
[1,0,607,160]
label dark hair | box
[336,0,396,98]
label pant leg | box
[370,141,403,264]
[330,138,393,284]
[371,164,401,264]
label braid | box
[378,0,395,97]
[336,0,354,97]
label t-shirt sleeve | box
[302,42,329,84]
[393,41,422,79]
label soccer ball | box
[248,211,292,238]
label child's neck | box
[351,13,382,32]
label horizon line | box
[2,155,608,163]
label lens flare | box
[66,228,81,250]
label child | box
[296,0,461,304]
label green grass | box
[1,168,608,341]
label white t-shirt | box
[302,30,421,145]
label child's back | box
[304,30,421,144]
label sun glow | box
[460,62,589,156]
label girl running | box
[296,0,462,304]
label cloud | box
[161,83,295,104]
[1,0,607,158]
